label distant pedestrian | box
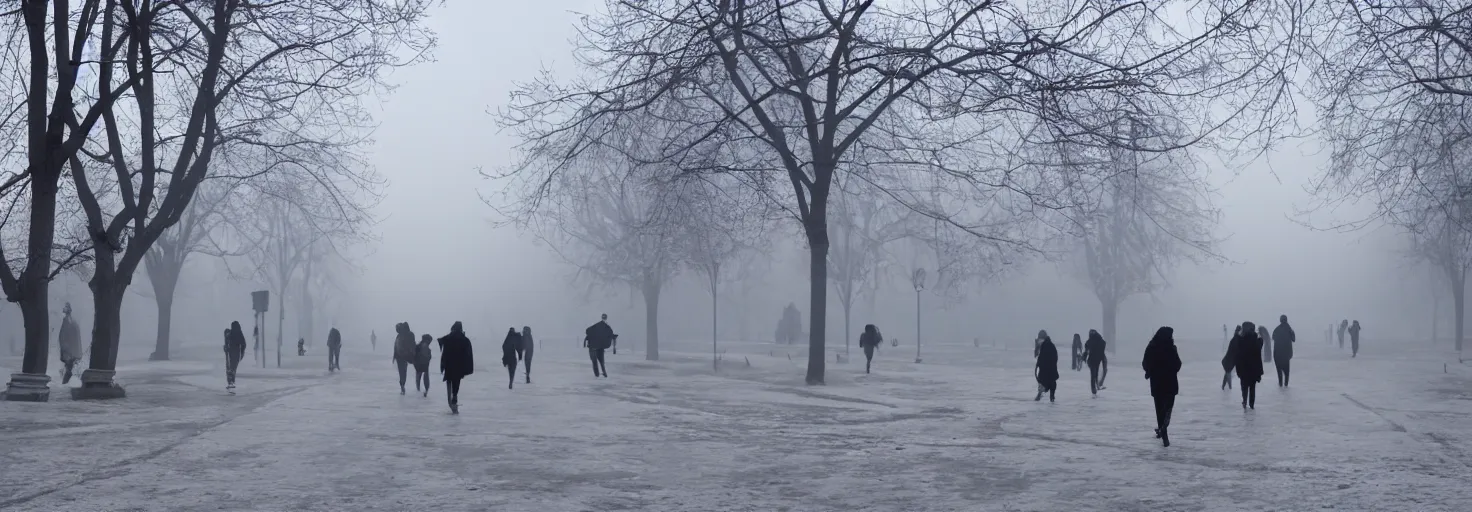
[371,330,377,352]
[225,322,247,393]
[1234,321,1265,410]
[1258,325,1273,364]
[1035,335,1059,402]
[326,327,343,372]
[858,324,883,374]
[438,322,474,414]
[1070,333,1083,371]
[521,326,535,384]
[1082,329,1108,396]
[1142,326,1182,447]
[502,328,522,390]
[1221,325,1239,390]
[393,322,417,395]
[414,334,433,397]
[584,314,615,378]
[1349,320,1362,357]
[1272,315,1295,386]
[58,303,83,384]
[1338,319,1348,350]
[1033,329,1048,397]
[297,338,306,356]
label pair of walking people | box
[1030,329,1107,401]
[391,323,436,396]
[501,327,535,389]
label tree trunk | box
[146,259,180,361]
[1102,297,1119,354]
[1454,275,1465,353]
[711,280,718,371]
[806,237,830,385]
[18,285,50,375]
[642,278,660,361]
[276,294,286,368]
[1432,285,1441,345]
[843,299,851,356]
[17,181,59,377]
[85,274,126,380]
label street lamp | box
[911,267,927,363]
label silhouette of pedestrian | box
[393,323,417,394]
[438,322,474,414]
[859,324,883,374]
[521,326,535,384]
[413,334,433,397]
[502,328,522,390]
[1035,335,1059,402]
[1221,325,1239,390]
[1082,330,1108,395]
[1234,321,1265,410]
[1272,315,1295,386]
[584,314,615,378]
[224,322,247,393]
[1142,326,1182,447]
[1349,320,1361,357]
[1071,333,1083,371]
[326,328,343,372]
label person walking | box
[1338,319,1349,350]
[1258,324,1273,364]
[393,322,417,394]
[1033,330,1049,397]
[371,330,377,352]
[858,324,883,374]
[584,314,615,378]
[1221,325,1239,390]
[502,327,522,390]
[326,327,343,372]
[1349,320,1362,357]
[438,322,474,414]
[1070,333,1083,372]
[413,334,433,397]
[58,303,83,385]
[1234,321,1265,410]
[521,326,535,384]
[1035,334,1060,402]
[1142,326,1183,447]
[1082,329,1108,396]
[1272,315,1295,386]
[225,321,248,393]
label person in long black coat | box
[1272,315,1295,386]
[502,328,522,390]
[1258,325,1273,364]
[1221,325,1239,390]
[521,326,535,384]
[584,314,615,378]
[1082,330,1108,395]
[1143,326,1183,447]
[858,324,883,374]
[413,334,433,397]
[1070,333,1083,371]
[1234,321,1265,410]
[438,322,474,414]
[225,321,248,392]
[393,322,417,395]
[1035,335,1060,402]
[1349,320,1362,357]
[326,327,343,372]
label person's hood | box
[451,321,463,334]
[1149,326,1175,347]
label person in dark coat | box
[584,314,615,378]
[1035,335,1060,402]
[502,328,522,390]
[58,303,83,384]
[1272,315,1295,386]
[858,324,883,374]
[1234,321,1265,410]
[1142,326,1183,447]
[1349,320,1362,357]
[1082,329,1108,396]
[413,334,433,397]
[1258,325,1273,364]
[438,322,474,413]
[326,327,343,372]
[1070,333,1083,371]
[225,321,248,392]
[1338,319,1348,350]
[297,337,306,356]
[521,326,535,384]
[392,322,417,394]
[1221,325,1239,390]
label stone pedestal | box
[3,372,52,402]
[71,369,126,400]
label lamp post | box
[911,268,927,363]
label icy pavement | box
[2,338,1470,511]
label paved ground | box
[1,336,1469,511]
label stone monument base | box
[71,369,127,399]
[3,372,52,402]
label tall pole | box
[915,290,921,363]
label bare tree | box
[677,174,764,370]
[498,0,1300,384]
[143,180,240,360]
[1309,2,1472,99]
[828,183,908,355]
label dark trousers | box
[1275,360,1290,386]
[863,345,875,372]
[505,360,518,387]
[589,348,607,376]
[1038,379,1056,400]
[328,345,341,370]
[396,359,409,389]
[1153,394,1176,432]
[415,368,429,392]
[524,349,534,380]
[1240,379,1256,408]
[225,349,242,385]
[446,377,462,404]
[1087,360,1102,394]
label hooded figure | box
[393,322,418,395]
[57,303,83,384]
[1082,330,1108,395]
[326,327,343,372]
[1258,325,1273,364]
[438,322,474,413]
[413,334,433,397]
[1221,325,1240,390]
[585,314,615,378]
[521,326,535,384]
[502,328,522,390]
[1349,320,1362,357]
[1272,315,1295,386]
[1070,334,1083,371]
[224,321,248,391]
[1338,319,1349,350]
[858,324,883,374]
[1142,326,1183,447]
[1035,335,1060,402]
[1234,321,1265,410]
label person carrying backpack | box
[413,334,433,397]
[393,322,417,394]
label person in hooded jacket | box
[521,326,535,384]
[1272,315,1295,386]
[858,324,883,374]
[1349,320,1362,357]
[413,334,433,397]
[584,314,615,378]
[1082,330,1108,395]
[1033,330,1049,396]
[1071,334,1083,371]
[502,328,522,390]
[225,321,248,392]
[326,327,343,372]
[1258,325,1273,364]
[1221,325,1239,390]
[438,322,474,413]
[57,303,83,384]
[1234,321,1265,409]
[1035,335,1060,402]
[1142,326,1183,447]
[392,323,418,394]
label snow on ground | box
[2,335,1470,511]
